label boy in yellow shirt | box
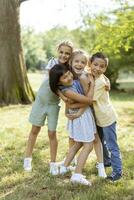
[90,52,122,181]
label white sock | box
[98,163,104,168]
[24,157,32,161]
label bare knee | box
[94,134,101,144]
[30,125,41,136]
[48,130,56,140]
[73,142,83,151]
[83,142,93,151]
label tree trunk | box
[0,0,34,106]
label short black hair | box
[49,64,69,94]
[90,52,108,66]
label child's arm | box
[63,78,95,105]
[79,73,89,95]
[86,74,95,102]
[57,90,68,102]
[103,75,111,91]
[57,90,74,103]
[65,99,86,120]
[66,102,87,109]
[66,107,86,120]
[80,73,95,101]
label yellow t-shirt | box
[93,74,117,127]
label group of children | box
[23,40,122,186]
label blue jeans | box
[102,122,122,174]
[97,126,111,165]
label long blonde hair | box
[57,40,74,53]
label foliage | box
[21,26,78,70]
[42,26,77,58]
[21,1,134,88]
[81,2,134,88]
[21,27,47,70]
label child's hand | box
[66,98,74,104]
[66,113,81,120]
[88,74,95,85]
[105,83,110,91]
[104,78,110,91]
[61,95,68,102]
[58,90,73,103]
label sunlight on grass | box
[0,72,134,200]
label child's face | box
[91,58,107,78]
[58,45,72,64]
[72,54,87,75]
[59,71,73,86]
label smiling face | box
[57,45,72,64]
[58,71,73,87]
[91,58,107,78]
[71,54,87,75]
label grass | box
[0,72,134,200]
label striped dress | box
[60,80,96,143]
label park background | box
[0,0,134,199]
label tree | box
[42,26,76,59]
[79,1,134,88]
[0,0,34,106]
[22,27,47,70]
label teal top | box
[37,78,60,105]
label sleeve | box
[59,85,71,93]
[45,58,57,70]
[93,79,105,101]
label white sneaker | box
[97,163,107,178]
[59,165,69,175]
[57,157,77,167]
[23,157,32,172]
[70,173,92,186]
[56,159,65,167]
[59,165,75,175]
[49,162,59,175]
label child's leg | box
[47,104,60,162]
[68,137,77,165]
[102,122,122,176]
[64,142,83,167]
[69,137,75,149]
[24,125,41,171]
[93,133,103,163]
[59,142,82,175]
[48,130,58,162]
[93,134,107,177]
[70,142,93,186]
[97,126,111,166]
[58,137,76,167]
[25,125,41,157]
[75,142,93,174]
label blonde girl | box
[23,41,73,175]
[63,50,107,178]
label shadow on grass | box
[0,143,134,200]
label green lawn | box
[0,72,134,200]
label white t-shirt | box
[45,58,59,70]
[44,58,59,80]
